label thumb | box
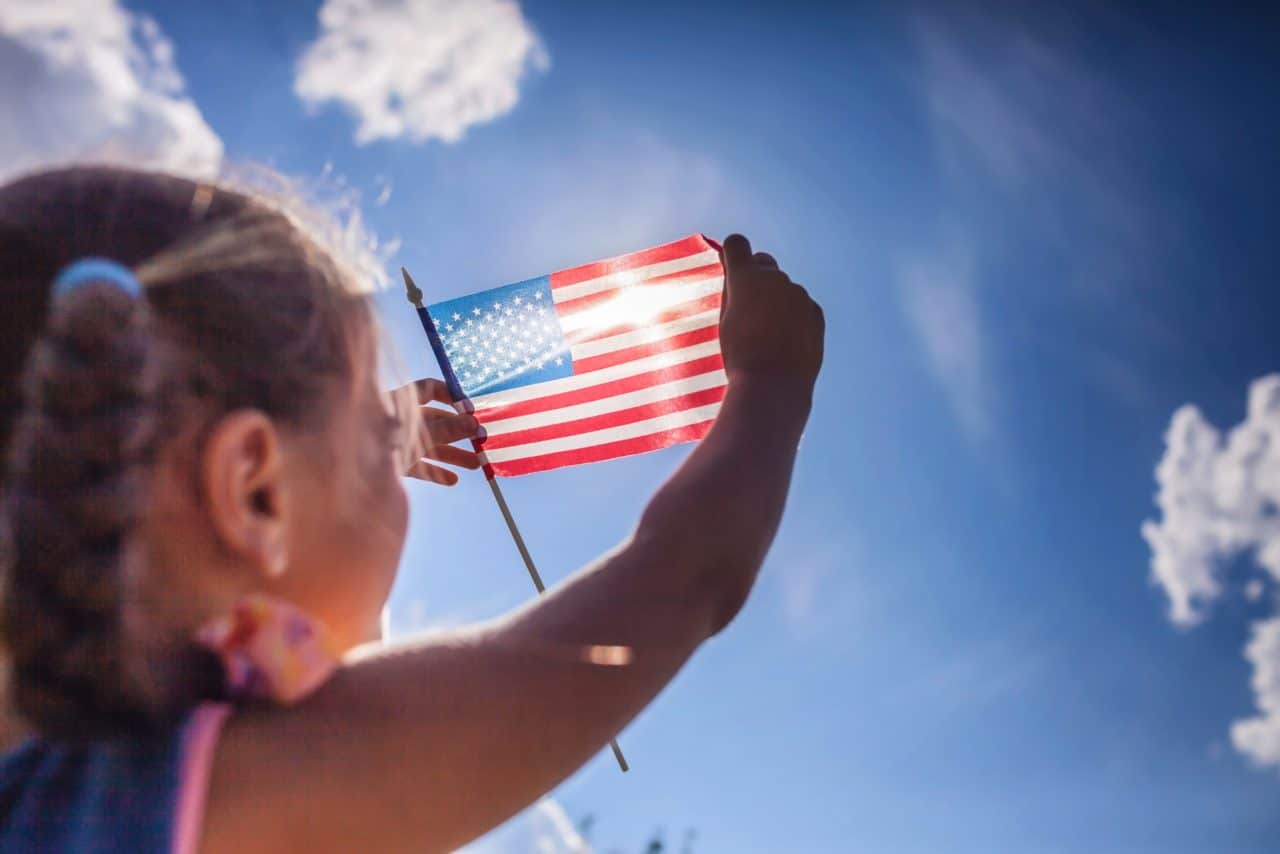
[719,234,752,321]
[720,234,753,282]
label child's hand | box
[403,378,483,485]
[718,234,824,400]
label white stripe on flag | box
[557,275,723,333]
[551,249,720,303]
[468,339,723,410]
[569,309,721,360]
[481,369,728,435]
[482,402,725,463]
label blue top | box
[0,705,228,854]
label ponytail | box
[3,272,220,738]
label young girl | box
[0,166,823,853]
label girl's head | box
[0,166,410,739]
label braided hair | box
[0,167,373,739]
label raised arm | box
[202,235,824,854]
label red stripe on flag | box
[549,235,714,290]
[480,385,727,450]
[489,419,717,476]
[474,353,725,423]
[571,325,721,375]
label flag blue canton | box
[427,276,573,398]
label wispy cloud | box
[912,11,1158,268]
[903,10,1171,440]
[781,545,836,630]
[0,0,222,181]
[895,630,1050,712]
[772,524,875,645]
[917,16,1089,190]
[898,247,992,441]
[1143,375,1280,766]
[295,0,548,145]
[491,128,724,279]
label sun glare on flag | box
[419,234,727,477]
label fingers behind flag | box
[399,376,484,483]
[416,407,481,467]
[413,377,454,406]
[407,407,482,485]
[406,458,461,486]
[419,406,480,448]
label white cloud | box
[530,799,591,854]
[1232,617,1280,767]
[1142,375,1280,767]
[1141,376,1280,626]
[898,249,993,441]
[295,0,548,145]
[0,0,222,181]
[460,798,591,854]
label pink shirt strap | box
[172,703,232,854]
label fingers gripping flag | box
[423,235,727,477]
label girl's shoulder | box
[0,703,230,854]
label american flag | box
[421,234,726,477]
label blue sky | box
[4,2,1280,851]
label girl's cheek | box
[379,478,410,599]
[389,475,409,542]
[380,451,410,550]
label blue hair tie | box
[52,258,142,299]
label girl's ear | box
[200,410,291,580]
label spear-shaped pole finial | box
[401,266,424,309]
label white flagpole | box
[403,268,629,773]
